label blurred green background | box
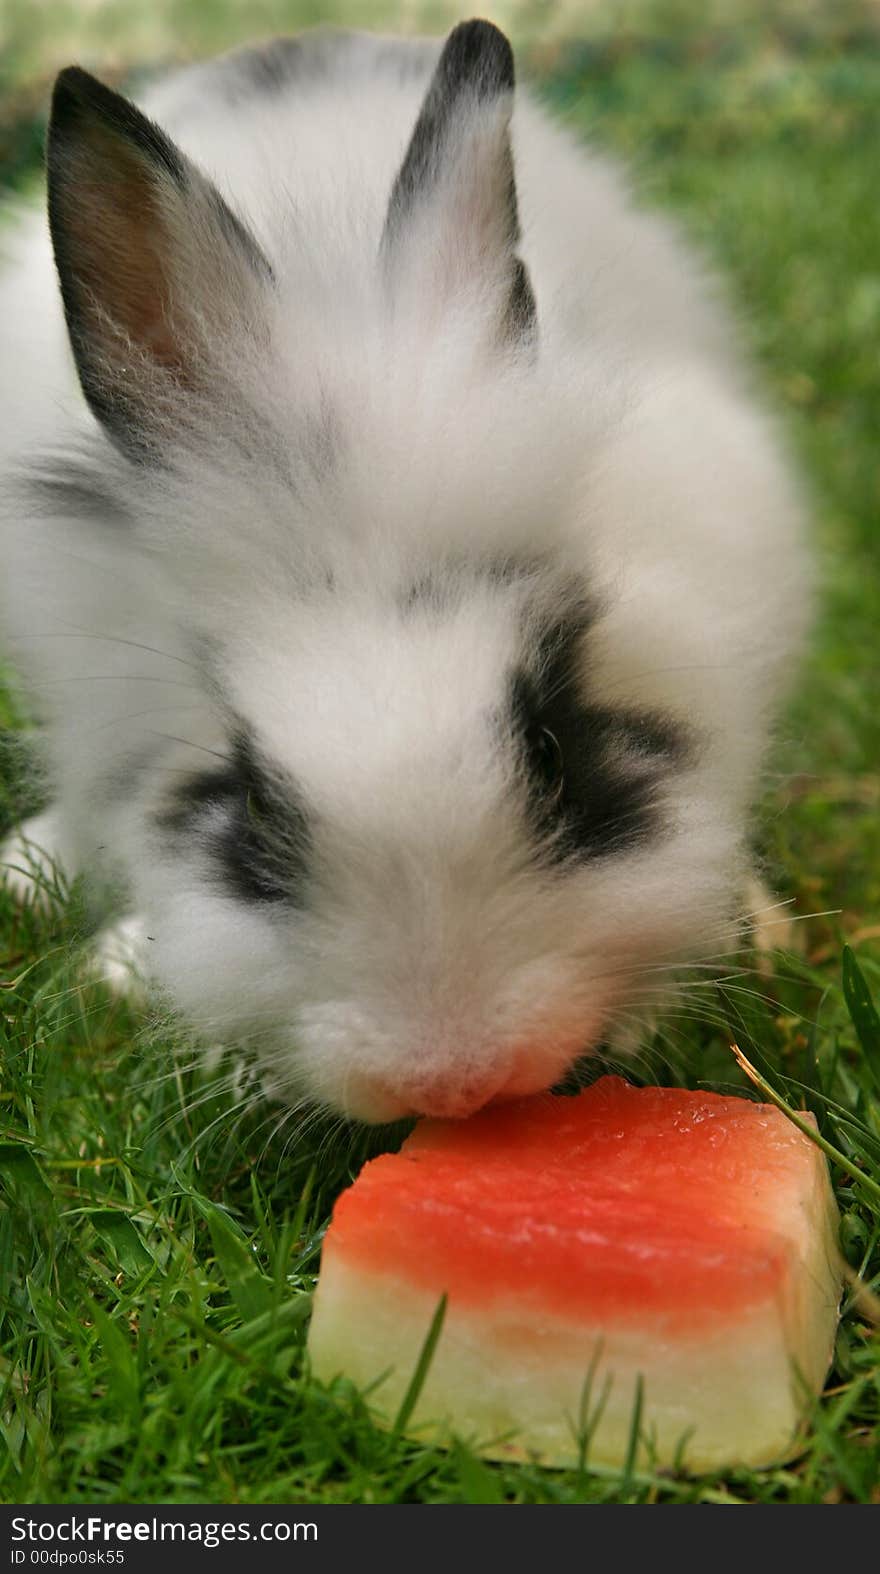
[1,0,879,1508]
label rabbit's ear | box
[47,67,273,456]
[380,20,536,348]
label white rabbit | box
[0,21,810,1121]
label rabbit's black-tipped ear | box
[380,19,536,347]
[47,67,273,454]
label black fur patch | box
[514,618,691,863]
[156,734,311,905]
[431,19,515,101]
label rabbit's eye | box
[245,787,266,827]
[527,723,564,803]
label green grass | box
[1,0,879,1506]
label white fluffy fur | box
[0,28,811,1121]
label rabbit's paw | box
[1,810,69,909]
[89,914,150,1000]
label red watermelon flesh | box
[307,1076,842,1471]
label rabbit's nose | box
[365,1069,507,1121]
[408,1071,510,1119]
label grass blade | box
[192,1197,275,1323]
[842,946,880,1097]
[389,1293,447,1443]
[619,1375,645,1499]
[731,1043,880,1210]
[83,1209,156,1277]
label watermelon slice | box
[307,1076,842,1472]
